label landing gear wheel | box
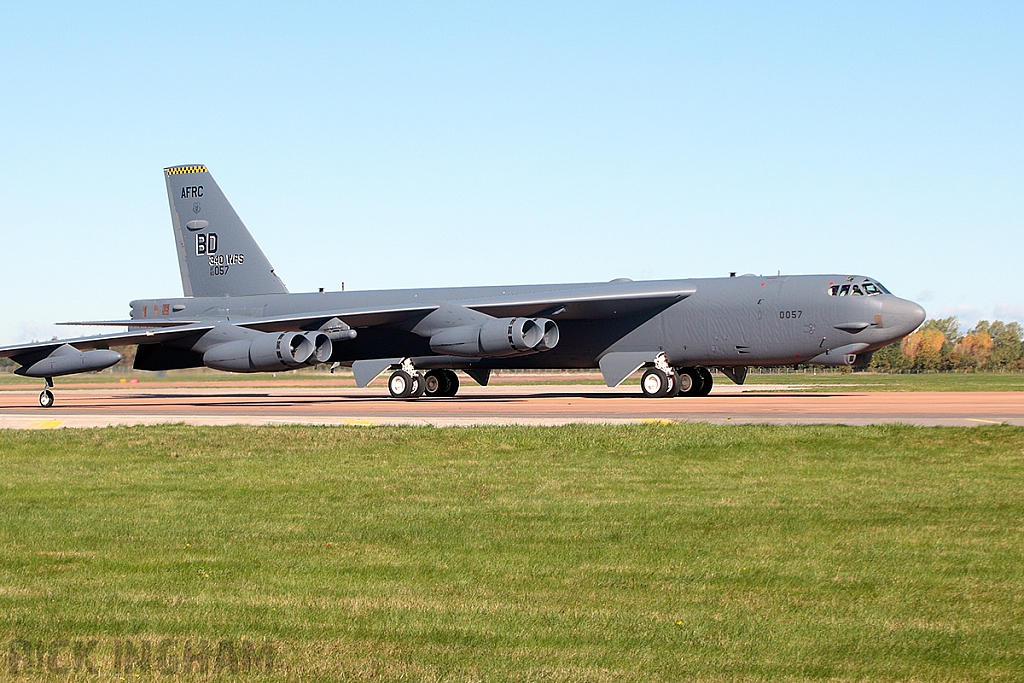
[674,368,702,397]
[674,368,698,396]
[424,369,459,397]
[424,371,443,396]
[409,372,426,398]
[440,370,460,397]
[39,389,55,408]
[696,367,713,396]
[641,368,675,398]
[388,370,415,398]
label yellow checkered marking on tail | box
[165,165,208,175]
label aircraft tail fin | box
[165,165,288,298]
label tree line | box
[870,317,1024,372]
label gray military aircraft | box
[1,165,926,407]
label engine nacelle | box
[429,317,559,358]
[203,332,331,372]
[307,332,334,364]
[536,318,559,351]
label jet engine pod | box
[16,344,122,378]
[203,332,315,372]
[430,317,552,358]
[304,332,333,365]
[534,318,559,351]
[478,317,543,354]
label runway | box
[1,384,1022,428]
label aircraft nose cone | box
[882,297,926,336]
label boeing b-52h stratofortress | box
[2,165,926,407]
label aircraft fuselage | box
[129,273,924,372]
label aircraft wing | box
[14,284,691,362]
[234,304,441,333]
[230,285,693,332]
[457,283,696,319]
[0,323,215,360]
[56,303,441,333]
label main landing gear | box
[641,367,676,398]
[639,359,714,398]
[423,369,459,397]
[674,367,713,397]
[388,370,424,398]
[388,365,460,399]
[39,377,55,408]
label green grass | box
[1,424,1023,681]
[743,371,1024,392]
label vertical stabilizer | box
[165,165,288,297]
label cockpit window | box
[828,280,888,296]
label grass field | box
[743,371,1024,392]
[1,424,1022,681]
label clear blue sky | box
[1,2,1021,345]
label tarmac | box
[1,383,1022,428]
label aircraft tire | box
[696,367,714,396]
[667,370,681,396]
[674,368,702,397]
[410,372,426,398]
[424,370,444,397]
[441,370,460,397]
[388,370,416,398]
[39,389,54,408]
[641,368,674,398]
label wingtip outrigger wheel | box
[39,377,55,408]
